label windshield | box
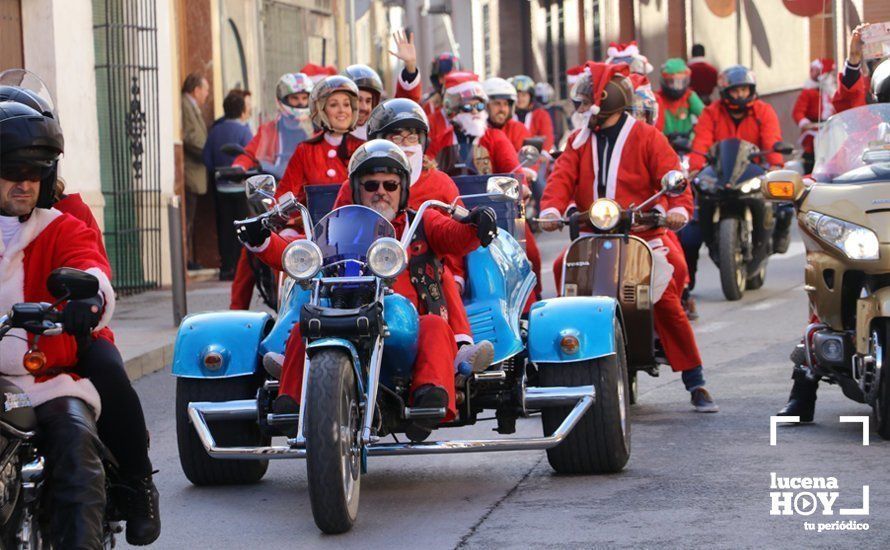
[253,112,315,179]
[813,104,890,183]
[313,205,396,270]
[707,138,762,185]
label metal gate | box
[93,0,162,295]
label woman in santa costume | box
[510,75,555,151]
[238,140,497,442]
[793,58,836,174]
[538,62,718,413]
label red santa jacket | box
[518,107,555,151]
[394,70,422,104]
[0,209,115,415]
[497,119,532,152]
[792,85,833,154]
[234,119,277,171]
[541,116,686,239]
[429,124,520,175]
[831,72,869,114]
[690,99,783,171]
[277,132,365,204]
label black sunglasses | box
[362,180,400,193]
[460,102,486,113]
[0,163,52,183]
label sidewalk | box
[113,279,236,381]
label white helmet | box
[534,82,554,104]
[276,73,314,117]
[482,77,517,104]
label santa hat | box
[582,61,630,116]
[628,73,651,90]
[606,41,641,59]
[443,71,484,97]
[810,58,835,75]
[566,65,586,87]
[301,63,338,83]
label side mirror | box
[486,176,520,200]
[517,145,540,167]
[245,174,277,200]
[762,170,805,202]
[521,137,545,152]
[47,268,99,301]
[773,141,794,155]
[221,143,247,157]
[660,170,687,196]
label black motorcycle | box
[0,269,120,548]
[677,137,792,300]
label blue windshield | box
[313,206,396,269]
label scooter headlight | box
[805,212,880,261]
[588,198,621,231]
[367,238,407,279]
[282,240,323,280]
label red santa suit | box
[255,209,481,419]
[394,68,423,104]
[517,107,555,151]
[542,114,701,372]
[0,209,116,416]
[689,99,783,171]
[277,132,365,204]
[496,118,532,152]
[831,60,869,114]
[792,59,836,154]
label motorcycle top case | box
[172,310,273,378]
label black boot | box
[777,371,818,423]
[405,385,448,443]
[122,473,161,545]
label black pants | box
[36,397,106,549]
[75,338,152,478]
[215,191,249,273]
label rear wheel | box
[540,318,630,474]
[871,322,890,440]
[718,217,745,301]
[176,376,269,485]
[305,349,362,534]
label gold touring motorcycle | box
[763,103,890,438]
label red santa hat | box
[443,71,485,98]
[581,61,630,116]
[628,73,651,89]
[566,64,587,87]
[810,58,835,75]
[606,41,641,59]
[301,63,338,83]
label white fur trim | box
[571,127,591,150]
[646,238,674,304]
[653,204,666,215]
[453,275,465,294]
[802,79,820,90]
[455,333,473,346]
[667,206,690,223]
[688,56,706,65]
[85,267,115,330]
[280,228,301,240]
[5,374,101,418]
[564,203,577,217]
[607,44,640,58]
[539,207,561,220]
[244,236,271,253]
[398,70,421,91]
[445,81,481,96]
[798,117,813,128]
[602,116,636,200]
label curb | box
[124,342,175,382]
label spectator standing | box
[181,72,210,270]
[203,89,253,281]
[688,44,718,105]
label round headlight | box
[367,237,407,279]
[588,198,621,231]
[282,240,323,280]
[842,227,880,260]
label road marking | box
[840,415,870,446]
[771,415,800,445]
[747,298,789,312]
[695,320,732,334]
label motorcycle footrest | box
[266,413,299,426]
[403,407,446,420]
[474,371,506,381]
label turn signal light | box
[23,349,46,373]
[768,181,795,199]
[560,335,580,355]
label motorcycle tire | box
[628,370,638,405]
[540,317,630,474]
[718,217,746,301]
[746,264,767,290]
[176,375,269,485]
[872,322,890,440]
[305,349,362,534]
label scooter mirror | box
[670,136,692,154]
[660,170,687,196]
[245,174,277,200]
[773,141,794,155]
[47,268,99,301]
[486,176,520,200]
[518,145,540,166]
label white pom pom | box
[590,105,600,115]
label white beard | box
[571,109,593,130]
[454,112,488,137]
[369,200,397,221]
[401,144,424,185]
[351,124,368,140]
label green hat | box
[662,58,689,75]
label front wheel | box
[540,318,630,474]
[871,322,890,440]
[746,263,767,290]
[718,217,745,301]
[305,349,362,534]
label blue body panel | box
[259,281,311,355]
[172,311,273,378]
[379,294,419,388]
[527,297,618,363]
[463,230,535,363]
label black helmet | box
[348,139,411,211]
[344,64,384,104]
[367,98,430,150]
[430,53,460,92]
[0,101,64,209]
[871,58,890,104]
[718,65,757,111]
[0,86,54,116]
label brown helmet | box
[571,70,633,119]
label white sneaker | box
[455,341,495,374]
[263,352,285,379]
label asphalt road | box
[127,229,889,549]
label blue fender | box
[527,296,618,363]
[172,311,273,378]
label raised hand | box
[390,29,417,74]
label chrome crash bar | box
[187,384,595,460]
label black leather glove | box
[235,218,270,248]
[62,294,103,336]
[464,206,498,247]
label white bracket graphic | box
[839,416,870,446]
[770,415,799,446]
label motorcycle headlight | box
[367,238,407,279]
[588,198,621,231]
[282,240,323,280]
[805,212,880,261]
[739,177,762,194]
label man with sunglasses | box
[238,140,498,442]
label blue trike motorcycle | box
[173,177,630,534]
